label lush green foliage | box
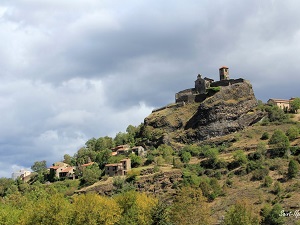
[268,130,290,155]
[286,126,299,141]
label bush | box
[223,199,260,225]
[251,168,269,181]
[286,126,299,141]
[273,182,282,195]
[262,176,273,187]
[233,150,248,166]
[261,132,270,140]
[262,204,285,225]
[265,105,289,123]
[269,130,290,156]
[180,151,192,163]
[288,159,299,179]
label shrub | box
[269,130,290,156]
[288,159,299,179]
[262,204,285,225]
[286,126,299,141]
[223,199,260,225]
[263,176,273,187]
[180,151,192,163]
[233,150,248,166]
[261,132,270,140]
[251,168,269,181]
[273,182,282,195]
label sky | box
[1,0,300,178]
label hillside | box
[76,119,300,224]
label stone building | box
[175,66,243,104]
[219,66,229,80]
[194,75,214,94]
[105,158,131,177]
[12,169,31,180]
[131,146,146,157]
[267,98,295,111]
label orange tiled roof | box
[81,162,94,167]
[61,167,74,173]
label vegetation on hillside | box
[2,102,300,224]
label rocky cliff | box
[140,80,265,146]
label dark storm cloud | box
[1,0,300,177]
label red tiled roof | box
[61,167,74,173]
[81,162,94,167]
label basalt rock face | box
[140,81,265,146]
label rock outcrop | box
[140,80,265,146]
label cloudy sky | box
[1,0,300,177]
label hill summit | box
[139,67,265,146]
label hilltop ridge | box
[139,68,265,147]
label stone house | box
[59,167,75,179]
[105,158,131,177]
[12,169,31,180]
[267,98,295,111]
[49,162,75,179]
[112,144,130,155]
[131,146,146,157]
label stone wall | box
[211,78,245,87]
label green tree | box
[233,150,248,166]
[268,130,290,156]
[130,154,143,168]
[265,105,288,122]
[288,159,299,179]
[80,163,101,186]
[261,132,269,140]
[95,136,115,151]
[204,148,219,164]
[286,126,299,141]
[261,204,285,225]
[31,160,47,174]
[223,199,260,225]
[290,97,300,113]
[151,201,171,225]
[157,145,174,163]
[72,193,121,225]
[180,151,192,163]
[0,204,21,225]
[114,132,129,146]
[31,160,48,183]
[170,187,212,225]
[0,178,15,197]
[63,154,73,165]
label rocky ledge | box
[140,81,265,146]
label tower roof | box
[219,66,229,69]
